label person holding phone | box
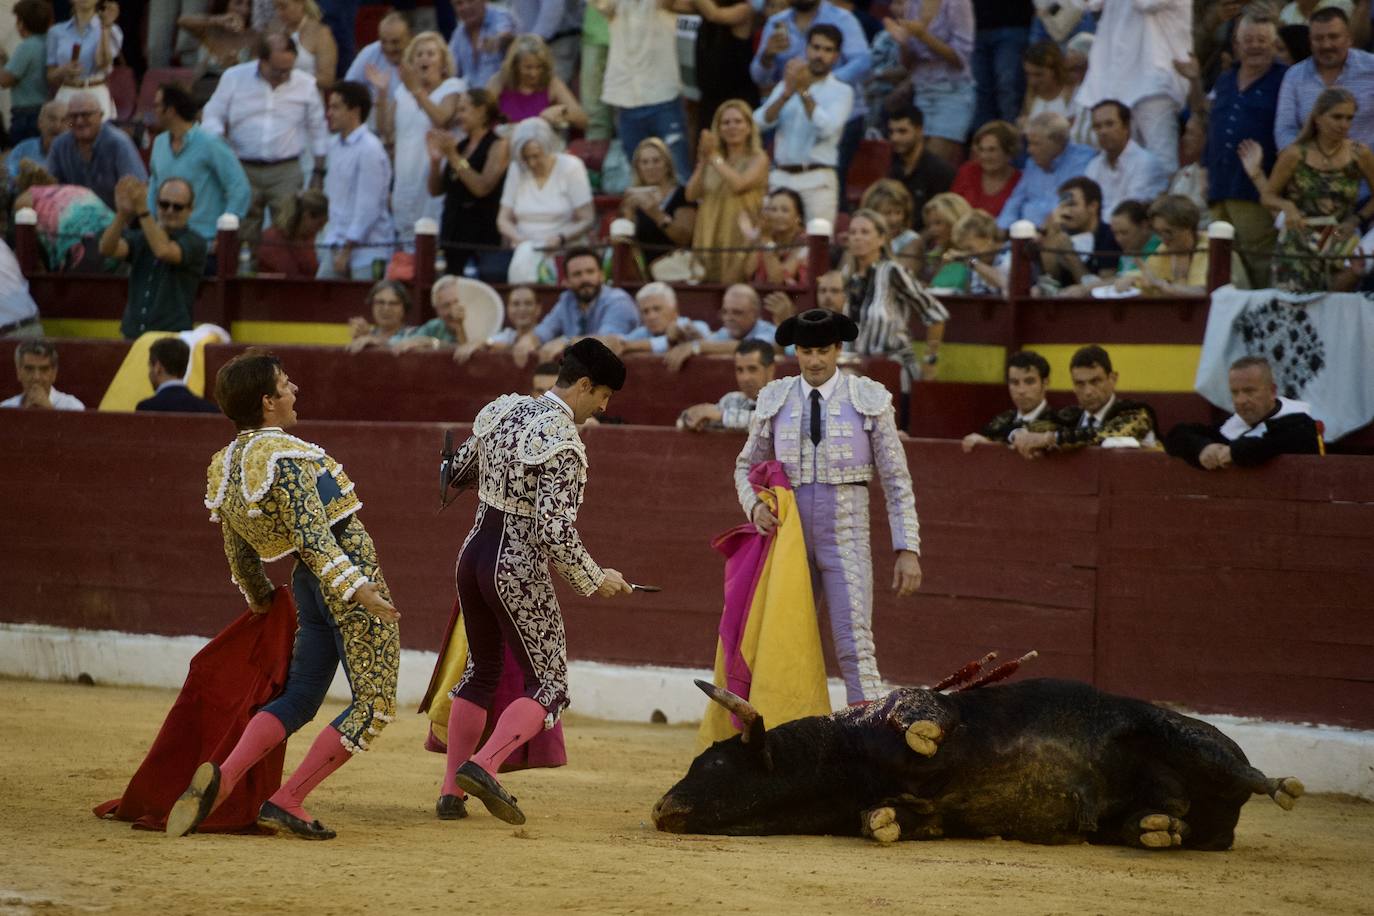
[45,0,122,121]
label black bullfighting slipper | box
[436,794,468,820]
[166,762,221,838]
[256,800,337,840]
[454,761,526,825]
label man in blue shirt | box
[666,284,777,372]
[48,91,147,211]
[5,100,65,190]
[1274,7,1374,150]
[146,83,251,251]
[751,0,871,201]
[997,110,1095,231]
[514,247,639,365]
[448,0,515,89]
[1203,11,1286,289]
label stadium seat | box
[568,137,610,174]
[108,65,138,122]
[845,138,893,209]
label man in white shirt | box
[343,12,410,130]
[754,23,854,227]
[593,0,691,181]
[2,339,85,411]
[1084,100,1170,217]
[1073,0,1191,173]
[201,32,330,248]
[0,239,42,339]
[317,81,397,280]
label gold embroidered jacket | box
[205,428,369,607]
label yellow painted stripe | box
[1030,344,1202,393]
[229,321,352,345]
[41,319,122,339]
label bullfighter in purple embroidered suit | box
[734,310,924,705]
[436,338,633,824]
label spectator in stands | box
[455,284,542,363]
[509,0,583,83]
[202,32,329,249]
[530,360,560,398]
[147,1,215,71]
[1084,101,1170,218]
[429,89,509,283]
[1264,88,1374,291]
[345,11,410,122]
[693,0,761,132]
[449,0,515,90]
[11,161,115,272]
[1107,199,1160,276]
[969,0,1032,129]
[0,238,43,338]
[137,337,220,413]
[1035,177,1120,295]
[147,82,251,248]
[346,279,410,352]
[375,31,464,252]
[756,24,854,228]
[46,0,122,122]
[859,180,921,272]
[596,0,692,180]
[961,349,1053,451]
[688,98,770,284]
[844,208,948,380]
[258,188,327,277]
[317,80,396,280]
[1073,0,1190,173]
[1109,194,1207,295]
[513,247,638,364]
[47,91,147,212]
[487,34,587,133]
[679,338,778,431]
[997,111,1095,231]
[915,191,971,283]
[862,19,905,135]
[620,137,697,268]
[273,0,336,90]
[883,0,977,163]
[579,4,613,143]
[391,275,471,353]
[498,117,595,265]
[1166,355,1322,469]
[817,268,846,311]
[1,0,54,145]
[885,104,955,232]
[176,0,261,102]
[1277,23,1313,66]
[614,282,711,357]
[1275,8,1374,151]
[5,100,66,189]
[2,339,85,410]
[1197,9,1286,290]
[740,188,810,287]
[98,176,207,339]
[751,0,871,203]
[665,283,778,371]
[937,209,1007,294]
[1017,39,1076,133]
[950,119,1021,218]
[1166,110,1210,222]
[1012,345,1158,458]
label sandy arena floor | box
[3,678,1372,915]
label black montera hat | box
[775,308,859,348]
[564,337,627,391]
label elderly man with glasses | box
[46,90,147,211]
[98,175,208,340]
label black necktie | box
[810,390,823,446]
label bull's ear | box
[695,679,769,746]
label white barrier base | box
[4,622,1371,799]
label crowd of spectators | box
[2,0,1374,432]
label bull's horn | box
[694,679,765,743]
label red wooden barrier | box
[2,411,1371,728]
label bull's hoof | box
[904,719,943,757]
[861,807,901,844]
[1137,814,1188,849]
[1269,777,1304,811]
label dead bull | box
[654,660,1303,849]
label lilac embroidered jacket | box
[733,374,922,554]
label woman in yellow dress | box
[685,98,770,284]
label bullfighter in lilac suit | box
[436,338,633,825]
[734,309,924,705]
